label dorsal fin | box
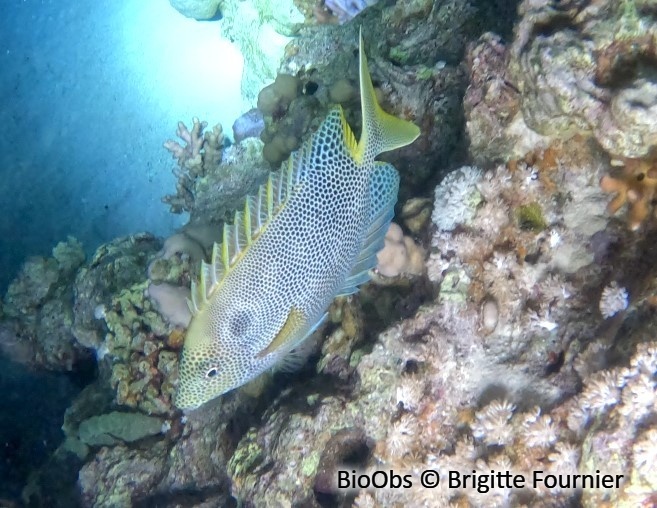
[187,156,305,315]
[355,28,420,163]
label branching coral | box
[163,117,224,213]
[162,116,270,224]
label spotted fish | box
[174,30,420,410]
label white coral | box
[472,400,515,446]
[632,429,657,489]
[581,369,623,414]
[599,282,629,318]
[432,166,484,232]
[619,373,655,419]
[630,342,657,376]
[548,442,580,472]
[394,377,425,412]
[386,415,417,458]
[565,397,590,434]
[523,414,558,448]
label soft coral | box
[600,157,657,230]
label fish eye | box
[206,367,218,378]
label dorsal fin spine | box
[244,196,253,246]
[277,169,284,204]
[201,261,212,302]
[266,175,274,218]
[190,280,199,313]
[287,157,294,189]
[210,243,219,286]
[232,211,242,254]
[191,160,304,314]
[186,297,197,316]
[221,226,230,271]
[256,191,263,229]
[198,265,206,302]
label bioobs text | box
[337,470,412,490]
[336,468,625,493]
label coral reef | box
[463,32,520,166]
[0,236,90,371]
[508,0,657,159]
[431,165,483,232]
[14,0,657,507]
[71,233,161,351]
[163,116,270,224]
[271,0,506,201]
[213,2,657,505]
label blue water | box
[0,0,245,292]
[0,360,85,501]
[0,0,245,500]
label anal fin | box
[278,312,327,372]
[337,161,399,296]
[241,373,272,398]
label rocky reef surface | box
[3,0,657,506]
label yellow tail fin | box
[356,27,420,163]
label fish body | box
[175,30,420,410]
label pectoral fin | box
[241,372,272,397]
[257,306,306,359]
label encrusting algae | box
[174,30,420,410]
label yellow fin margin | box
[356,27,420,162]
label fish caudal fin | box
[356,28,420,162]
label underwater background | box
[1,0,657,506]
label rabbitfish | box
[174,30,420,410]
